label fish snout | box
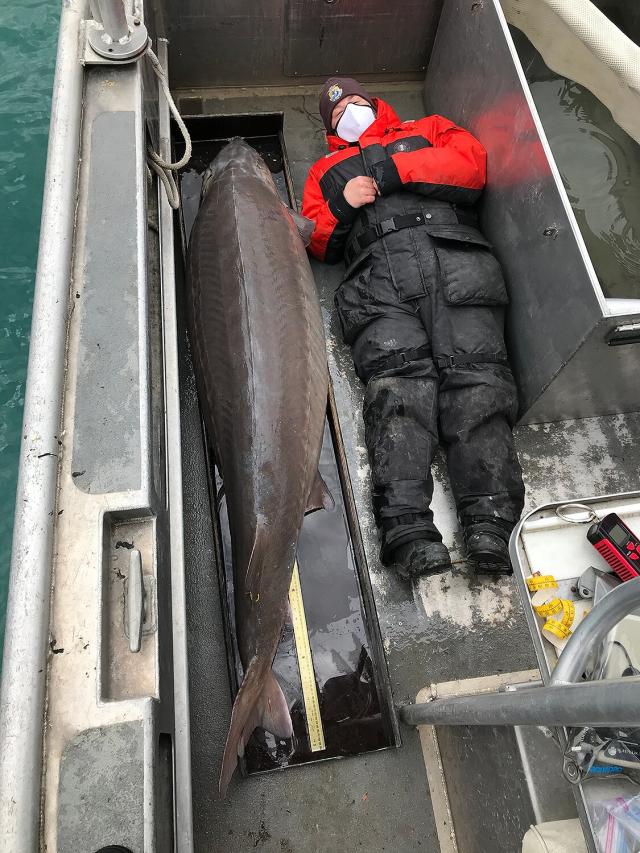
[201,138,274,200]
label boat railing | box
[0,3,193,850]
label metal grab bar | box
[0,3,85,847]
[399,676,640,728]
[94,0,129,42]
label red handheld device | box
[587,513,640,582]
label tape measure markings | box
[528,573,586,648]
[543,618,573,641]
[560,598,575,627]
[526,574,559,592]
[533,597,563,618]
[289,561,326,753]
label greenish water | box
[514,29,640,300]
[0,1,59,655]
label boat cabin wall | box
[163,0,443,89]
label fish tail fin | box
[219,663,293,798]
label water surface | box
[515,30,640,300]
[0,0,59,653]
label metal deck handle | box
[127,549,144,653]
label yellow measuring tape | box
[533,597,563,618]
[543,616,573,641]
[543,600,576,641]
[289,561,326,753]
[559,599,576,627]
[526,574,559,592]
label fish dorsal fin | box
[305,470,335,515]
[244,520,267,593]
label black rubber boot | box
[392,539,452,580]
[464,521,512,574]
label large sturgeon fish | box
[186,139,329,796]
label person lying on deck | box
[302,77,525,578]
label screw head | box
[564,759,580,782]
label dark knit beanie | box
[318,77,375,133]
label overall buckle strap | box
[435,353,508,369]
[374,218,398,238]
[373,213,425,238]
[344,205,478,268]
[376,344,432,373]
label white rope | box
[145,44,192,209]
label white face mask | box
[335,103,376,143]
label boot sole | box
[397,551,453,580]
[398,561,452,581]
[469,551,512,576]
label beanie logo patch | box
[328,84,343,103]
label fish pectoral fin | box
[285,206,315,247]
[305,470,335,515]
[261,671,294,739]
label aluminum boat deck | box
[1,1,639,851]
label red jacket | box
[302,98,487,263]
